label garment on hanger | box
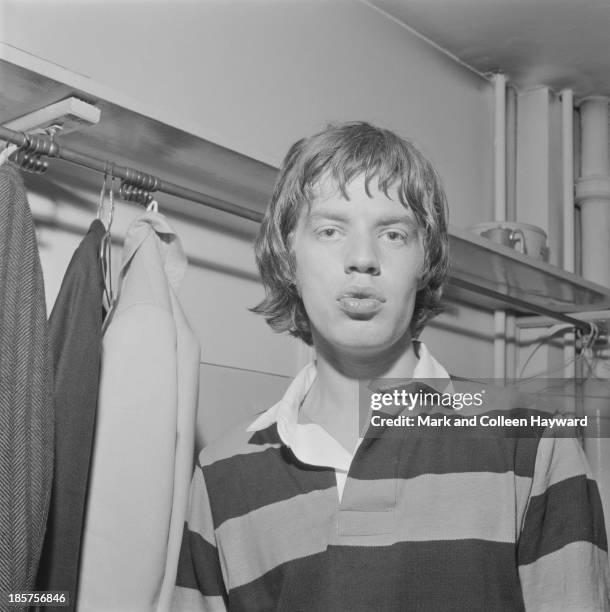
[35,219,107,611]
[0,164,54,599]
[78,209,200,612]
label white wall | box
[1,0,497,441]
[1,0,494,228]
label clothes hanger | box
[97,164,116,313]
[0,142,19,167]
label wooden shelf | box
[2,47,610,320]
[0,45,277,232]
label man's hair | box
[252,121,449,346]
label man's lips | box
[338,286,386,301]
[338,296,383,315]
[337,287,385,315]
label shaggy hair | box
[251,121,449,346]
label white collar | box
[247,341,452,470]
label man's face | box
[292,174,426,357]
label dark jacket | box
[36,219,106,612]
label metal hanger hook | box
[96,162,109,223]
[107,162,116,231]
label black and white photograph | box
[1,1,610,610]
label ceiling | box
[368,0,610,99]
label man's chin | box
[311,318,412,355]
[326,332,406,358]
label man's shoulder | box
[196,412,283,470]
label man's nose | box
[344,233,380,275]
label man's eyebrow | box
[306,211,350,224]
[305,211,420,229]
[376,215,419,229]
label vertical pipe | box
[577,96,610,526]
[493,73,507,382]
[494,311,506,381]
[580,98,609,175]
[573,107,582,275]
[505,314,517,380]
[505,86,518,379]
[561,89,576,381]
[577,98,610,287]
[494,74,507,220]
[562,89,575,273]
[505,86,518,223]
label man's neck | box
[299,338,420,453]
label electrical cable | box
[518,323,575,379]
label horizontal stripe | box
[333,471,531,545]
[336,509,395,537]
[519,540,610,611]
[172,587,226,612]
[216,488,337,589]
[519,475,608,565]
[350,431,540,480]
[198,423,281,468]
[395,471,530,545]
[175,527,227,597]
[530,436,592,497]
[215,471,533,589]
[229,540,524,612]
[340,476,396,510]
[203,447,335,528]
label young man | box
[175,122,609,610]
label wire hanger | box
[98,163,116,313]
[96,167,109,224]
[0,142,18,167]
[146,198,159,213]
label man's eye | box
[382,230,408,242]
[317,228,339,239]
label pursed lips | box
[338,286,386,301]
[337,286,386,316]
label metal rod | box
[517,309,610,329]
[0,124,595,336]
[0,125,264,223]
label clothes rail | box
[0,125,264,223]
[0,125,595,337]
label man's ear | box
[286,245,300,295]
[293,275,303,297]
[416,265,428,291]
[416,239,428,291]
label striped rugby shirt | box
[174,343,610,611]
